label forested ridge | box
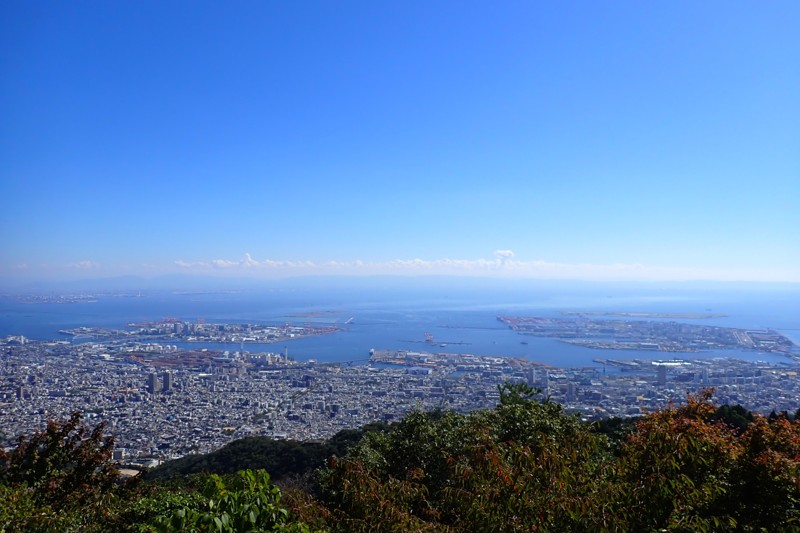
[2,385,799,532]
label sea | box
[2,282,799,369]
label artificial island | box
[498,315,795,355]
[59,319,342,346]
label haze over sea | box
[2,279,798,369]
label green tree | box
[0,411,120,531]
[319,382,610,531]
[0,411,118,505]
[710,403,755,435]
[497,381,541,405]
[155,469,312,532]
[611,390,740,531]
[726,416,800,530]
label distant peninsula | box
[560,311,727,319]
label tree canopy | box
[2,390,799,532]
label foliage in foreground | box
[2,386,800,532]
[310,385,800,532]
[145,423,387,483]
[0,414,313,532]
[0,411,120,531]
[152,469,311,533]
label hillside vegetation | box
[2,384,799,532]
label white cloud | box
[167,252,800,282]
[171,252,669,280]
[175,254,322,271]
[494,249,515,261]
[66,260,100,269]
[174,260,198,268]
[242,253,259,267]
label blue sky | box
[1,1,798,283]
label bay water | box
[2,283,798,368]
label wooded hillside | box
[2,385,798,532]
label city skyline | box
[2,2,798,283]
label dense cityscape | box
[3,321,799,470]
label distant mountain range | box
[2,273,798,295]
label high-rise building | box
[566,382,576,402]
[147,372,161,394]
[525,367,536,388]
[657,365,667,387]
[162,371,173,393]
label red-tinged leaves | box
[0,411,118,510]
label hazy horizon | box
[2,2,798,284]
[3,272,799,295]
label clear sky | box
[1,1,798,284]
